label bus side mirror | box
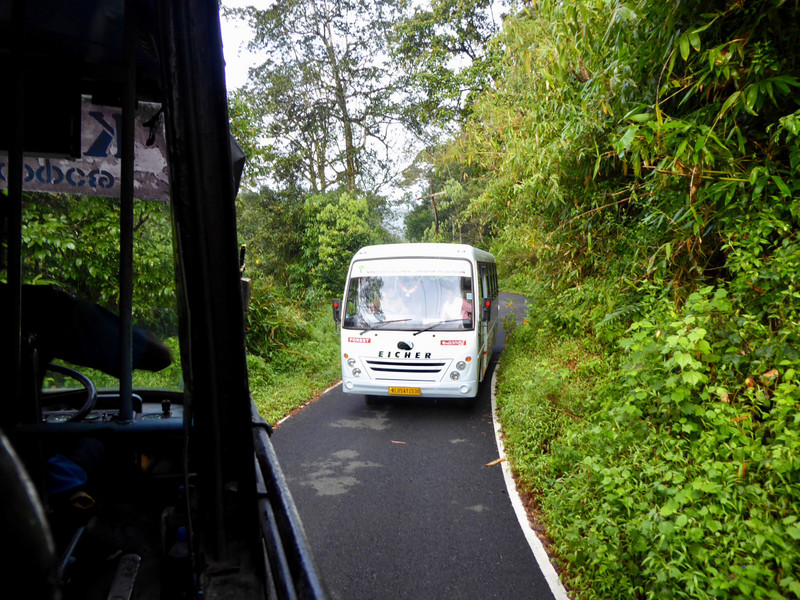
[332,298,341,323]
[239,245,251,311]
[241,278,251,312]
[481,298,492,323]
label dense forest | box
[6,0,797,598]
[480,3,800,599]
[225,0,800,598]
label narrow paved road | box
[272,293,555,599]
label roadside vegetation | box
[478,2,800,598]
[243,279,341,425]
[232,1,800,597]
[11,1,798,598]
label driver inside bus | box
[1,284,173,382]
[397,276,423,315]
[378,284,409,320]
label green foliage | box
[234,183,394,298]
[228,89,273,186]
[500,287,800,598]
[17,194,176,334]
[247,301,341,426]
[456,0,800,314]
[244,275,310,359]
[464,1,800,598]
[403,201,434,242]
[403,146,493,245]
[417,176,486,244]
[236,186,306,283]
[297,191,388,297]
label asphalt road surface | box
[271,293,556,600]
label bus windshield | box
[343,258,474,331]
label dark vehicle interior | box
[1,1,326,598]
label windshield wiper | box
[359,318,411,335]
[412,319,468,336]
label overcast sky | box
[216,1,420,230]
[219,2,258,91]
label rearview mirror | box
[240,245,251,311]
[481,298,492,323]
[332,298,342,323]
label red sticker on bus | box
[348,337,371,343]
[440,340,467,346]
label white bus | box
[333,243,499,402]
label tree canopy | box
[228,1,800,597]
[6,2,799,596]
[229,0,409,194]
[391,0,505,133]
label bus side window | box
[480,264,490,301]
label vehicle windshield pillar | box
[118,0,138,423]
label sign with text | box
[0,97,170,201]
[352,257,471,278]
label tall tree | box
[228,88,273,188]
[230,0,407,194]
[390,0,509,241]
[391,0,509,136]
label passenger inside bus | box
[442,282,473,323]
[346,274,474,329]
[461,278,475,323]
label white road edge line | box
[491,366,571,600]
[280,374,571,600]
[276,381,343,427]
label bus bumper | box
[341,378,479,399]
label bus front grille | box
[363,359,451,381]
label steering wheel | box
[46,364,98,422]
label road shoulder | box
[491,364,572,600]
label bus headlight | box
[352,368,362,377]
[456,361,467,371]
[347,358,356,368]
[450,371,460,381]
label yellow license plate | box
[388,387,421,396]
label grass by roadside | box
[495,320,611,597]
[495,322,610,497]
[496,300,800,600]
[247,305,341,425]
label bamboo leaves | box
[678,29,701,61]
[473,3,800,598]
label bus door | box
[478,262,497,381]
[478,264,488,380]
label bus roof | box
[350,243,495,264]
